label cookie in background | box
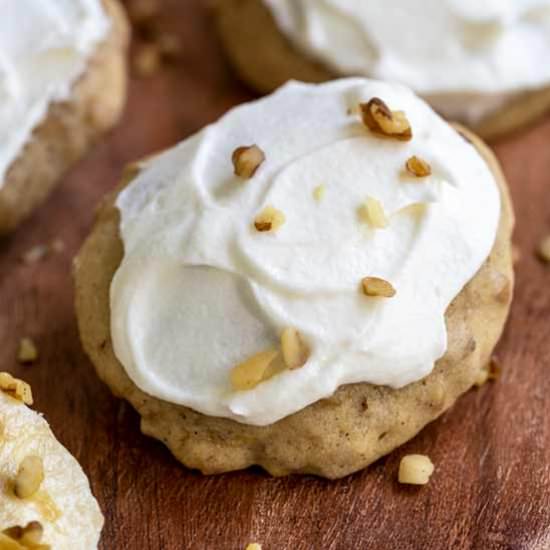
[215,0,550,139]
[0,0,129,235]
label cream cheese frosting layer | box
[263,0,550,124]
[112,79,500,426]
[0,0,109,187]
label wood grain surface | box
[1,1,550,548]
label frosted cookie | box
[75,79,514,478]
[0,373,103,549]
[0,0,129,235]
[215,0,550,139]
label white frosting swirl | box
[0,0,109,187]
[112,79,500,426]
[263,0,550,124]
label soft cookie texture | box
[0,379,104,549]
[74,125,514,479]
[214,0,550,140]
[0,0,129,235]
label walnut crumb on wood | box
[21,245,48,265]
[133,44,161,77]
[398,454,434,485]
[17,338,38,365]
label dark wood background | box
[1,1,550,548]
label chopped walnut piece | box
[14,456,44,499]
[398,454,434,485]
[359,197,389,229]
[361,277,396,298]
[232,145,265,179]
[405,156,432,177]
[245,545,262,550]
[360,98,412,141]
[537,235,550,263]
[231,349,279,391]
[254,206,285,232]
[157,33,183,59]
[313,184,326,202]
[0,373,33,405]
[281,327,309,370]
[17,338,38,365]
[3,521,44,547]
[21,245,48,265]
[133,43,161,78]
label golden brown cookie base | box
[214,0,550,141]
[0,0,129,235]
[74,126,514,479]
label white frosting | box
[0,391,104,549]
[111,79,500,426]
[263,0,550,124]
[0,0,109,187]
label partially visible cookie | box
[0,373,104,549]
[0,0,129,235]
[215,0,550,140]
[74,77,514,479]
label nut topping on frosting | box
[360,98,412,141]
[232,145,266,179]
[230,349,280,391]
[361,277,396,298]
[0,373,33,405]
[14,456,45,499]
[406,156,432,178]
[254,206,286,232]
[313,184,326,202]
[281,327,309,370]
[2,521,45,548]
[359,197,389,229]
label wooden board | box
[2,1,550,548]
